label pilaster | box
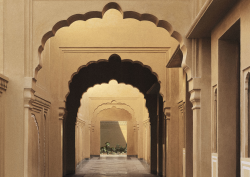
[164,107,170,177]
[189,89,201,177]
[59,106,65,175]
[178,100,186,177]
[23,77,36,177]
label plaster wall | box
[2,1,25,176]
[211,0,250,175]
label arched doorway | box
[63,54,164,175]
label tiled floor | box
[66,155,158,177]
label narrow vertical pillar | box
[185,82,193,177]
[58,107,65,176]
[189,89,201,177]
[63,111,76,175]
[158,95,164,176]
[23,77,35,177]
[188,38,211,177]
[146,94,158,175]
[138,121,144,159]
[164,107,171,177]
[178,101,186,177]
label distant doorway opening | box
[100,121,127,155]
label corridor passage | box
[67,155,158,177]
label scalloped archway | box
[35,2,187,79]
[66,54,160,120]
[93,101,136,120]
[63,54,164,175]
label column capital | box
[189,89,201,110]
[24,77,36,109]
[24,88,35,109]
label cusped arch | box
[93,101,136,121]
[35,2,188,79]
[66,54,160,121]
[95,106,133,122]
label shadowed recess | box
[65,54,160,121]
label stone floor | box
[65,155,158,177]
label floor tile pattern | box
[66,155,158,177]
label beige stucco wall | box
[210,0,250,176]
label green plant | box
[105,142,110,148]
[100,146,107,153]
[100,142,127,155]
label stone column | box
[146,94,158,175]
[178,101,185,177]
[87,124,91,159]
[186,38,211,177]
[189,89,201,177]
[23,77,35,177]
[164,107,170,177]
[58,106,65,176]
[63,110,76,175]
[138,121,144,159]
[143,118,150,163]
[158,95,164,176]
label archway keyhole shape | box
[35,2,187,79]
[66,54,160,122]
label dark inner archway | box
[63,54,164,176]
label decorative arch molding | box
[95,106,133,121]
[35,2,188,79]
[93,100,136,121]
[65,54,161,122]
